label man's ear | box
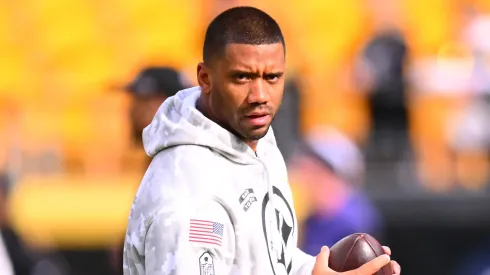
[197,62,211,95]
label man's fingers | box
[312,246,331,274]
[350,254,391,275]
[382,246,391,255]
[318,246,330,266]
[391,260,401,274]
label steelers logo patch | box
[261,186,295,275]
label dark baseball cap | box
[125,66,191,97]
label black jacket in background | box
[1,226,37,275]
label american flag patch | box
[189,219,224,246]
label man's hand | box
[382,246,401,275]
[312,246,401,275]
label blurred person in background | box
[126,66,192,153]
[454,240,490,275]
[355,0,417,191]
[356,30,410,161]
[354,28,417,192]
[445,6,490,190]
[448,8,490,274]
[0,173,38,275]
[288,127,383,255]
[270,77,302,164]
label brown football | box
[329,233,392,275]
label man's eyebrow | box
[229,70,260,77]
[265,72,284,76]
[229,70,284,77]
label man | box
[123,7,401,275]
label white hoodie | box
[123,87,316,275]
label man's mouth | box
[244,112,271,127]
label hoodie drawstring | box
[257,157,278,262]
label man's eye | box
[265,75,280,81]
[235,74,249,81]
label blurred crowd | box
[0,0,490,274]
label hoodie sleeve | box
[144,200,235,275]
[292,248,316,275]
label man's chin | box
[245,126,270,141]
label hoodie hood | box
[142,86,276,165]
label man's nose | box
[247,80,269,104]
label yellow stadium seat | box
[407,44,473,191]
[0,6,40,102]
[56,93,130,175]
[470,0,490,13]
[18,107,62,155]
[401,0,461,57]
[9,174,141,249]
[0,101,11,168]
[108,0,205,69]
[15,0,116,101]
[80,94,131,175]
[14,91,130,175]
[456,152,490,191]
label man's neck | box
[195,96,209,119]
[246,140,258,152]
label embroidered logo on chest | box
[238,188,258,212]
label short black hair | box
[203,6,285,64]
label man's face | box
[130,95,166,144]
[200,43,285,141]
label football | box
[329,233,392,275]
